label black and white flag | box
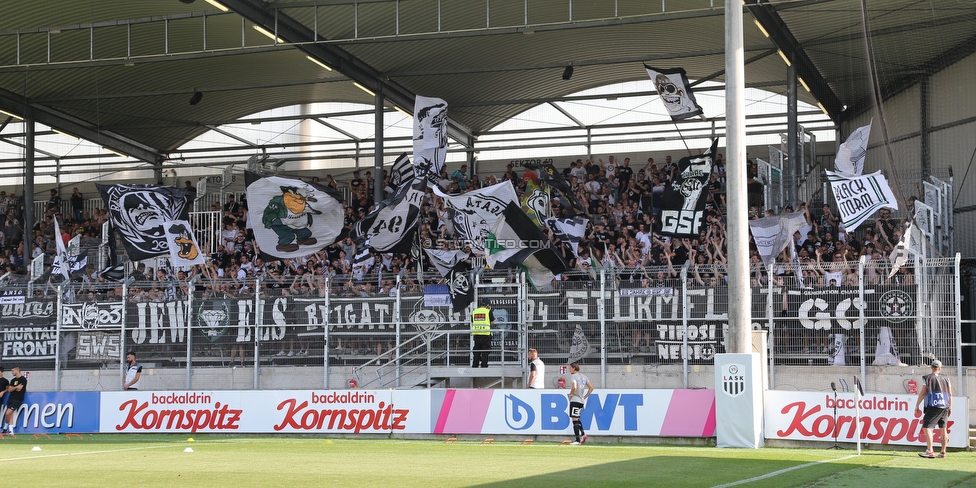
[826,170,898,232]
[96,184,190,262]
[388,152,415,192]
[350,176,424,253]
[52,216,87,281]
[528,163,587,215]
[748,211,808,266]
[445,181,519,250]
[424,248,474,312]
[544,217,588,261]
[162,219,207,268]
[413,95,449,189]
[567,324,592,363]
[645,64,704,121]
[659,139,718,236]
[245,171,346,260]
[485,202,568,289]
[888,221,922,279]
[834,121,872,177]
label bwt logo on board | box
[503,393,643,431]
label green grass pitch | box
[2,435,976,487]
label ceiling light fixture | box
[354,82,375,97]
[204,0,229,12]
[189,91,204,105]
[395,106,413,118]
[306,55,333,71]
[562,65,574,81]
[797,76,811,92]
[777,49,792,67]
[103,147,128,158]
[816,102,829,116]
[753,20,770,38]
[0,109,23,121]
[53,128,79,140]
[253,25,284,44]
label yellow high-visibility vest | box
[471,307,492,335]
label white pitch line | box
[712,454,858,488]
[0,443,176,462]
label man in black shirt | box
[0,366,8,431]
[616,158,634,189]
[4,366,26,435]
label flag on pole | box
[349,176,425,253]
[748,211,809,266]
[826,170,898,232]
[52,216,72,282]
[644,64,704,120]
[162,220,208,268]
[424,248,474,312]
[246,171,346,260]
[521,177,550,227]
[888,221,922,279]
[413,95,449,189]
[834,121,872,176]
[544,217,588,261]
[445,181,519,250]
[527,162,587,215]
[485,202,568,289]
[388,152,415,191]
[659,139,718,236]
[567,324,592,363]
[96,184,190,261]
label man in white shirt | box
[527,348,545,388]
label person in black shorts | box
[568,362,594,445]
[4,366,26,435]
[0,366,8,432]
[915,358,952,458]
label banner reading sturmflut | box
[826,170,898,232]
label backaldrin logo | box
[722,363,746,398]
[504,393,643,431]
[115,393,243,432]
[274,392,410,433]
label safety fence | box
[0,256,961,390]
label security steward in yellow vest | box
[471,302,493,368]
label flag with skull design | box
[96,184,190,261]
[644,64,704,121]
[659,139,718,236]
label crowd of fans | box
[0,153,919,297]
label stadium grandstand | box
[0,0,975,446]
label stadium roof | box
[0,0,973,163]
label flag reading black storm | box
[245,171,345,259]
[659,139,718,236]
[96,184,190,261]
[644,65,704,121]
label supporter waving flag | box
[245,171,345,260]
[645,64,704,121]
[545,216,588,261]
[96,183,190,261]
[424,248,474,311]
[826,170,898,232]
[162,219,208,268]
[445,181,519,250]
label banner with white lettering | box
[431,388,715,437]
[827,170,898,232]
[0,300,57,360]
[2,392,101,434]
[659,140,718,236]
[765,390,967,447]
[61,301,125,329]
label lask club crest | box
[722,363,746,398]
